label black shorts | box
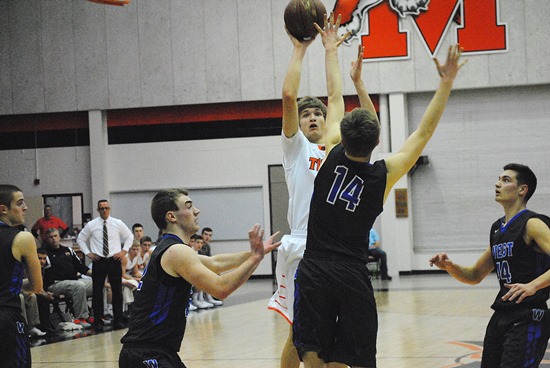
[292,257,377,367]
[481,307,550,368]
[0,309,31,368]
[119,345,186,368]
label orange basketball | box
[284,0,327,41]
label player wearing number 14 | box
[430,163,550,368]
[291,13,467,367]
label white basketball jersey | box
[282,131,325,231]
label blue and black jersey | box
[489,209,550,310]
[0,222,24,312]
[121,234,192,352]
[304,144,387,263]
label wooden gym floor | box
[30,274,550,368]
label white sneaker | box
[192,292,211,309]
[205,294,223,306]
[188,302,198,311]
[194,300,213,309]
[30,327,47,337]
[73,319,91,329]
[56,322,83,331]
[197,292,214,308]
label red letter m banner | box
[333,0,508,61]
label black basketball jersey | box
[121,234,193,352]
[489,209,550,310]
[0,222,25,312]
[304,144,387,262]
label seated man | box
[121,243,142,312]
[21,248,57,336]
[189,235,215,309]
[368,228,392,280]
[43,228,93,328]
[137,236,153,273]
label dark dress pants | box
[92,257,123,325]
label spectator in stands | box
[190,234,209,310]
[123,243,142,279]
[187,234,202,311]
[197,228,223,307]
[31,205,69,244]
[137,236,153,273]
[189,234,196,250]
[198,227,213,256]
[122,243,141,314]
[44,228,93,328]
[191,229,223,308]
[192,234,204,252]
[368,228,392,280]
[132,223,144,244]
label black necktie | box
[103,221,109,257]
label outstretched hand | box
[350,44,365,83]
[433,44,467,83]
[429,252,453,270]
[263,231,282,255]
[248,224,281,258]
[314,12,351,50]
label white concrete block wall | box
[2,0,549,115]
[106,0,141,108]
[41,0,78,112]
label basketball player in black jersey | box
[119,188,280,368]
[430,163,550,368]
[0,185,43,368]
[291,13,466,368]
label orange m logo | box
[333,0,507,60]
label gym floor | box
[30,274,550,368]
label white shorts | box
[268,232,306,324]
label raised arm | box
[282,29,315,139]
[315,13,349,155]
[350,44,377,116]
[384,44,466,200]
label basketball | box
[284,0,327,41]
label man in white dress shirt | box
[77,199,133,330]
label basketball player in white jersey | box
[268,23,376,368]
